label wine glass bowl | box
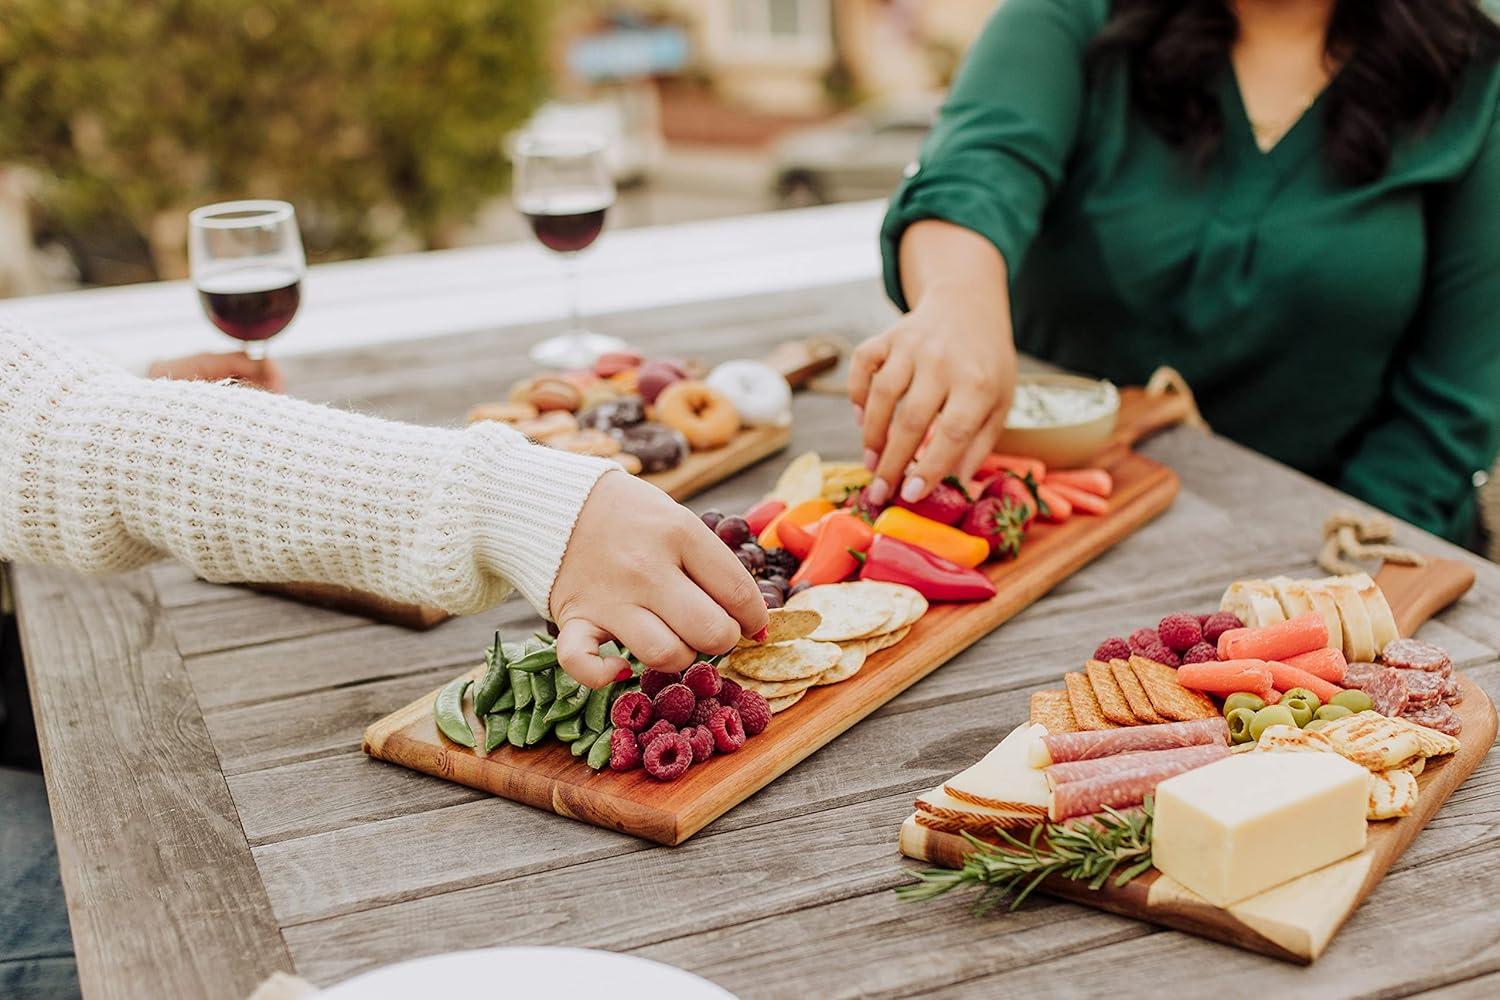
[512,133,627,369]
[189,200,306,361]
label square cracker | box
[1086,659,1137,725]
[1064,671,1120,731]
[1029,689,1078,733]
[1129,655,1219,721]
[1111,658,1166,724]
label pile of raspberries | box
[606,662,772,781]
[1092,611,1244,667]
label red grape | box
[715,515,751,548]
[700,510,724,531]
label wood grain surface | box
[12,281,1500,998]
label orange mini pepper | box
[757,498,835,550]
[790,512,874,588]
[871,507,990,569]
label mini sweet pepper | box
[859,535,996,602]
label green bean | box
[434,678,475,748]
[587,726,615,769]
[554,714,583,742]
[524,705,553,746]
[571,731,599,757]
[483,712,511,753]
[555,666,580,699]
[472,632,509,717]
[530,669,556,707]
[491,687,515,713]
[506,706,529,748]
[583,682,616,733]
[510,670,533,711]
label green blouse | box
[881,0,1500,544]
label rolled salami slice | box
[1397,669,1445,710]
[1381,638,1452,675]
[1402,701,1463,737]
[1048,745,1230,821]
[1044,743,1229,787]
[1034,717,1229,766]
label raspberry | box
[735,690,772,736]
[609,691,654,732]
[682,662,722,700]
[1139,641,1181,667]
[637,719,676,750]
[1196,613,1212,626]
[1157,613,1203,653]
[653,683,696,725]
[608,728,641,770]
[682,724,715,764]
[640,669,676,699]
[708,706,746,753]
[1182,642,1219,664]
[688,696,723,728]
[1092,637,1132,662]
[717,675,743,707]
[1202,611,1245,644]
[1127,627,1160,653]
[642,732,693,781]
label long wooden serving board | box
[899,558,1495,964]
[364,425,1181,845]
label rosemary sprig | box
[896,799,1155,913]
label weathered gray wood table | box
[14,281,1500,999]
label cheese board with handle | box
[897,556,1494,964]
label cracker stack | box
[1030,655,1218,732]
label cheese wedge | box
[1345,572,1401,656]
[942,722,1050,815]
[1317,576,1376,662]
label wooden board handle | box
[1374,557,1476,637]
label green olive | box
[1226,707,1258,744]
[1249,704,1297,741]
[1315,704,1354,722]
[1282,687,1322,712]
[1329,689,1373,714]
[1222,692,1267,716]
[1305,719,1332,732]
[1282,695,1316,728]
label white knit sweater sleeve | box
[0,326,616,616]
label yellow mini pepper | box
[871,507,989,569]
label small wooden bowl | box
[994,374,1120,469]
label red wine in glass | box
[197,267,302,343]
[520,191,611,254]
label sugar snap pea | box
[599,640,624,660]
[583,682,615,733]
[555,667,580,699]
[524,705,553,745]
[506,705,529,748]
[555,714,583,742]
[544,684,590,725]
[434,678,475,748]
[587,726,615,769]
[571,731,599,757]
[509,645,558,674]
[510,669,533,710]
[530,669,556,707]
[492,687,515,713]
[472,632,509,717]
[483,712,512,753]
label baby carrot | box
[1217,612,1327,662]
[1045,468,1113,498]
[1045,481,1109,516]
[1177,659,1274,697]
[1035,483,1073,522]
[979,453,1047,481]
[1281,646,1347,685]
[1264,660,1343,703]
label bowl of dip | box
[993,374,1119,469]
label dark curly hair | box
[1090,0,1500,184]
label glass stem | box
[244,341,268,363]
[562,251,586,338]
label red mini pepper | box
[790,511,874,588]
[858,535,997,602]
[743,497,787,536]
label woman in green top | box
[852,0,1500,544]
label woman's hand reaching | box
[549,472,769,688]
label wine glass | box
[512,133,627,369]
[188,199,306,362]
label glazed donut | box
[526,376,583,413]
[514,410,578,442]
[549,429,622,458]
[578,397,647,433]
[653,380,740,451]
[466,401,538,425]
[613,422,689,473]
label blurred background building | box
[0,0,992,299]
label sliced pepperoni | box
[1381,638,1452,674]
[1402,701,1463,736]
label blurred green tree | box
[0,0,553,278]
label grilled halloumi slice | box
[1319,712,1424,771]
[1368,769,1419,820]
[1386,714,1461,758]
[1318,576,1377,662]
[1254,725,1336,755]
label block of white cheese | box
[942,722,1050,816]
[1152,752,1368,908]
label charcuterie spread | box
[898,565,1494,962]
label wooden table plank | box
[12,567,293,999]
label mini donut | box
[594,351,644,378]
[613,422,688,473]
[578,397,647,432]
[549,429,622,458]
[514,410,578,442]
[526,376,583,413]
[653,379,740,451]
[577,379,621,412]
[467,401,537,425]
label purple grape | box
[700,509,724,531]
[736,549,758,574]
[715,515,751,548]
[737,542,766,574]
[763,573,789,593]
[763,548,800,579]
[757,580,782,601]
[762,591,784,609]
[787,581,813,599]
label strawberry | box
[983,473,1038,528]
[960,496,1028,560]
[895,477,972,526]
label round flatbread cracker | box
[728,638,842,682]
[717,666,820,700]
[785,581,911,642]
[864,624,911,655]
[767,689,806,713]
[816,641,868,685]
